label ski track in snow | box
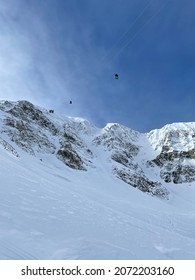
[1,134,195,259]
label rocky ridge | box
[1,100,195,199]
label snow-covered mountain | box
[1,100,195,259]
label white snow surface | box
[1,137,195,260]
[1,102,195,259]
[147,122,195,152]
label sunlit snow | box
[1,144,195,260]
[1,101,195,260]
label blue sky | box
[0,0,195,132]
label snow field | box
[1,145,195,259]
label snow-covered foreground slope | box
[1,146,195,260]
[1,100,195,260]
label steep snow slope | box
[1,143,195,260]
[1,100,195,259]
[0,100,169,197]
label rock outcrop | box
[1,100,195,199]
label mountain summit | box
[1,100,195,199]
[1,100,195,259]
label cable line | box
[101,0,170,63]
[101,0,151,62]
[112,1,169,60]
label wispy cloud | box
[0,0,109,122]
[0,0,195,132]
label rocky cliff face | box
[1,100,195,200]
[147,124,195,185]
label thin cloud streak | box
[0,0,195,132]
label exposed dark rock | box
[152,149,195,167]
[0,137,19,157]
[3,100,195,198]
[56,144,86,170]
[3,117,56,155]
[63,132,77,143]
[7,101,59,135]
[113,167,169,199]
[93,134,139,156]
[111,152,141,172]
[160,164,195,184]
[149,148,195,184]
